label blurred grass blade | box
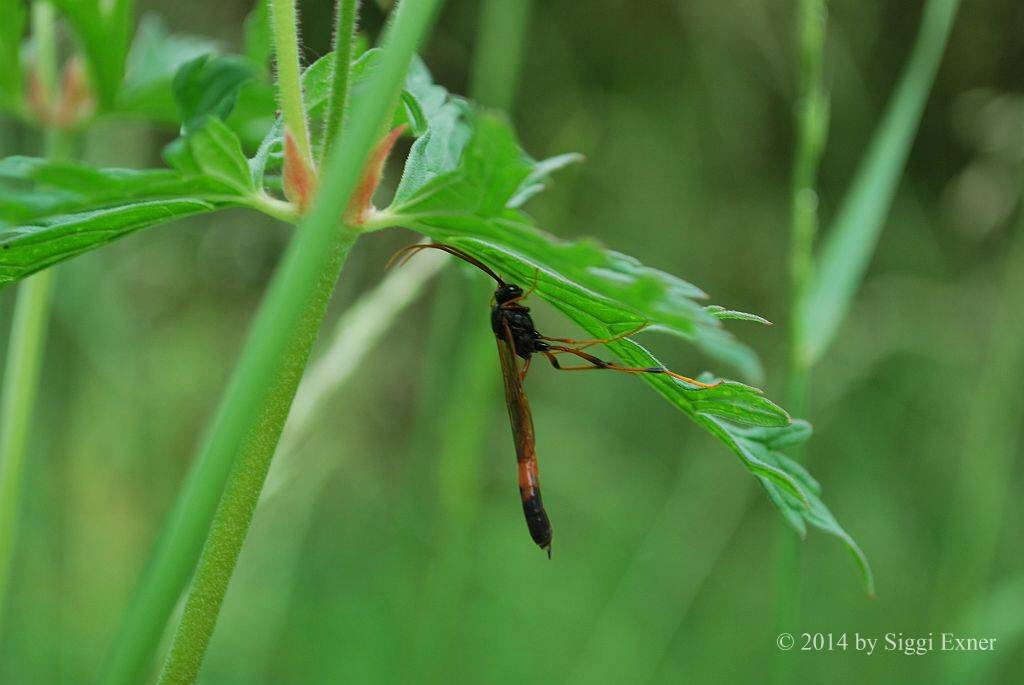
[931,217,1024,620]
[0,0,26,114]
[0,271,54,636]
[468,0,531,112]
[798,0,960,365]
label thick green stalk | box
[0,0,68,640]
[157,234,352,685]
[268,0,313,165]
[100,1,445,682]
[322,0,360,161]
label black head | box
[495,283,523,304]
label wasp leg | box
[545,346,719,388]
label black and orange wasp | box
[391,243,718,556]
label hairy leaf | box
[0,200,215,286]
[0,156,232,224]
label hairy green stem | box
[322,0,360,161]
[268,0,313,165]
[468,0,531,111]
[157,234,354,685]
[0,0,69,641]
[100,1,445,682]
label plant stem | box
[322,0,360,162]
[268,0,313,166]
[786,0,827,418]
[0,0,69,641]
[468,0,531,112]
[775,2,827,681]
[157,233,353,685]
[101,1,445,682]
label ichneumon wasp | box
[390,242,719,557]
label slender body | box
[491,283,552,553]
[390,242,717,555]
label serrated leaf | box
[0,0,25,113]
[117,14,222,123]
[173,53,256,133]
[0,199,215,286]
[724,418,874,594]
[385,110,870,586]
[0,156,231,224]
[392,99,473,205]
[389,113,750,371]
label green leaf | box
[727,420,875,594]
[0,0,25,113]
[173,53,256,134]
[117,15,221,123]
[0,200,215,286]
[242,2,272,71]
[391,99,473,205]
[184,117,255,194]
[0,156,231,224]
[50,0,133,109]
[705,305,772,325]
[390,112,753,373]
[386,111,870,585]
[797,0,959,365]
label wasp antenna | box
[388,242,506,286]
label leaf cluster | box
[0,36,871,590]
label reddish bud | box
[346,125,407,225]
[283,129,318,214]
[54,56,95,128]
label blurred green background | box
[2,0,1023,682]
